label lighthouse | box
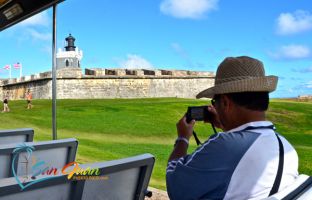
[56,34,83,69]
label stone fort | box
[0,35,215,100]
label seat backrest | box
[0,138,78,179]
[284,176,312,200]
[78,153,155,200]
[296,181,312,200]
[0,128,34,145]
[262,175,312,200]
[0,153,155,200]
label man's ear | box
[222,95,232,112]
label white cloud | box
[293,66,312,73]
[19,11,50,27]
[160,0,218,19]
[119,54,154,69]
[171,43,189,59]
[26,29,51,41]
[306,81,312,88]
[288,88,294,93]
[292,81,312,92]
[14,11,51,42]
[276,10,312,35]
[269,44,311,59]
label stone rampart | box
[0,68,215,100]
[297,95,312,101]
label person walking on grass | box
[25,89,33,109]
[2,91,10,112]
[166,56,299,200]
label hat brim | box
[196,76,278,99]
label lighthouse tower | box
[56,34,83,69]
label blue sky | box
[0,0,311,98]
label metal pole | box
[52,4,57,140]
[20,63,22,78]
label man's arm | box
[168,105,224,162]
[168,116,195,162]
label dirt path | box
[145,187,169,200]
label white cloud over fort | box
[293,66,312,73]
[276,10,312,35]
[20,11,50,27]
[171,43,189,60]
[26,29,51,41]
[306,81,312,88]
[13,11,51,43]
[119,54,154,69]
[160,0,218,19]
[269,44,311,60]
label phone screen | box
[190,107,205,121]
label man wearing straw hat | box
[166,56,298,200]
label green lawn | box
[0,98,311,190]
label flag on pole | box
[3,64,11,70]
[13,62,22,78]
[13,62,21,69]
[3,64,11,78]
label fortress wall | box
[1,79,52,100]
[0,68,215,100]
[56,77,214,99]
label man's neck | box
[224,108,266,131]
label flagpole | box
[20,63,22,78]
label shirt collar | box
[225,121,274,133]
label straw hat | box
[196,56,278,99]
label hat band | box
[216,75,264,84]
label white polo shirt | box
[166,121,299,200]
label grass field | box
[0,98,311,190]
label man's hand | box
[205,106,224,130]
[176,116,195,140]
